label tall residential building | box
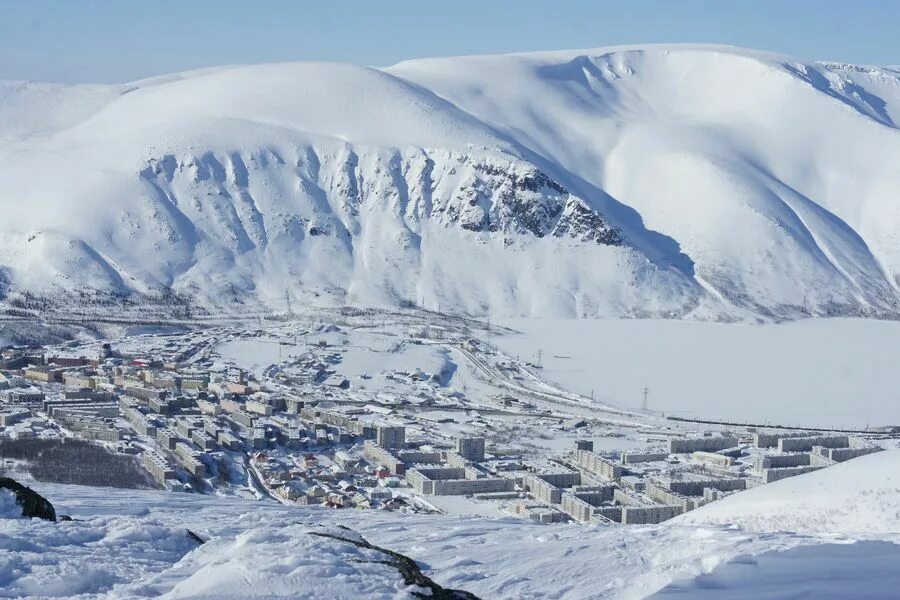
[456,437,486,462]
[376,425,406,449]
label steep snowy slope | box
[2,45,900,319]
[390,45,900,318]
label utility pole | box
[642,387,649,411]
[536,348,543,368]
[284,289,292,317]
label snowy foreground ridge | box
[3,44,900,320]
[2,451,899,599]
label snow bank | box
[680,450,900,535]
[0,489,21,519]
[650,541,900,599]
[155,525,430,599]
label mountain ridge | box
[2,44,900,320]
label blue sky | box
[2,0,897,83]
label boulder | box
[0,477,56,521]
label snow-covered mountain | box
[3,45,900,320]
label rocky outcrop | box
[438,156,621,244]
[552,197,622,245]
[0,477,57,521]
[309,529,480,599]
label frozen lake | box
[497,318,900,429]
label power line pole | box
[642,387,649,411]
[536,348,542,368]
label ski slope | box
[2,45,900,320]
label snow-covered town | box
[5,4,900,598]
[2,307,895,528]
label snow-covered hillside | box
[3,45,900,319]
[679,449,900,535]
[3,452,899,599]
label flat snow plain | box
[498,317,900,429]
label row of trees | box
[0,438,156,489]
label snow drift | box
[679,449,900,535]
[3,45,900,319]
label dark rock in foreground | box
[310,530,480,599]
[0,477,57,521]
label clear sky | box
[2,0,898,83]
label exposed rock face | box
[309,529,480,599]
[444,158,620,243]
[0,477,57,521]
[552,197,622,245]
